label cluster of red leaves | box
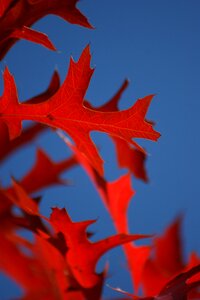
[0,1,200,299]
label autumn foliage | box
[0,1,200,299]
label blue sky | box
[1,1,200,298]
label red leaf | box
[57,132,134,230]
[0,210,104,299]
[0,46,160,175]
[19,148,77,194]
[0,0,92,59]
[0,148,77,232]
[58,132,151,291]
[50,207,148,288]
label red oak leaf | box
[0,210,104,300]
[58,132,151,291]
[0,46,160,175]
[0,145,76,234]
[0,0,92,59]
[0,149,77,232]
[19,148,77,194]
[0,70,60,161]
[57,132,135,214]
[84,79,149,181]
[50,207,149,288]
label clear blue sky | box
[1,1,200,298]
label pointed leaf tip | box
[77,44,93,68]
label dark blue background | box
[1,1,200,298]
